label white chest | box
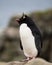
[19,23,38,57]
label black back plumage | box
[18,14,42,57]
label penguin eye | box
[23,15,26,19]
[22,13,26,19]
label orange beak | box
[16,18,19,22]
[16,19,20,25]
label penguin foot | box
[20,57,35,62]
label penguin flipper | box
[20,40,23,50]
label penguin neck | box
[20,23,27,28]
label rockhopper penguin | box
[16,14,42,60]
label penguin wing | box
[20,40,23,50]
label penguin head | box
[16,13,27,25]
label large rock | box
[0,62,7,65]
[25,58,52,65]
[1,58,51,65]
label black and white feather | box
[16,14,42,58]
